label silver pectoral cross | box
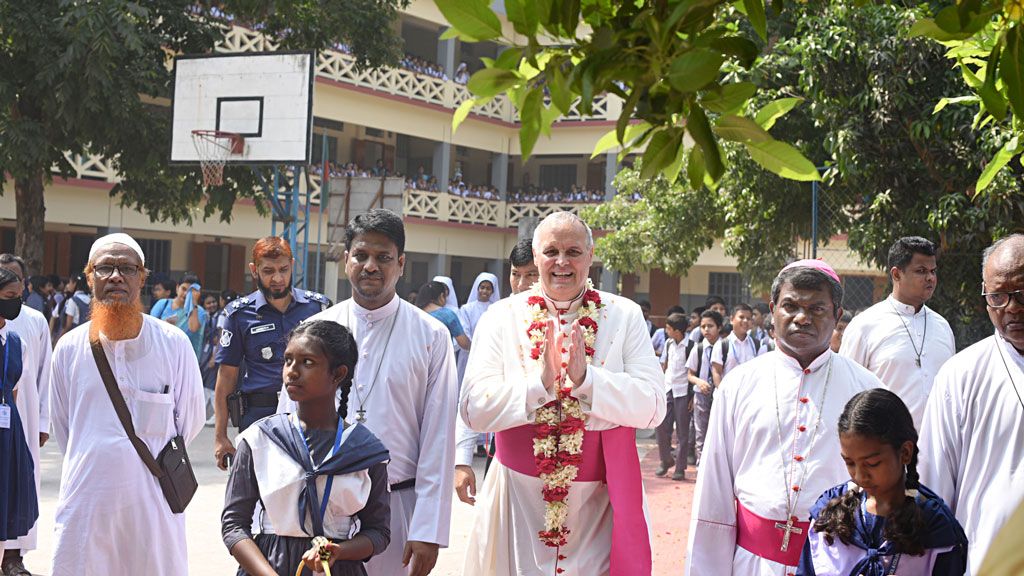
[356,408,367,423]
[775,517,803,552]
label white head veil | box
[432,275,459,311]
[466,272,501,304]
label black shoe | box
[672,469,686,481]
[655,459,675,477]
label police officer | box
[213,237,328,470]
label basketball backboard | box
[169,51,315,165]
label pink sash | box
[736,500,810,567]
[495,425,652,576]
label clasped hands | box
[540,318,588,394]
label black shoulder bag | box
[90,336,198,514]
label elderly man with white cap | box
[48,233,204,576]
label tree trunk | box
[14,172,46,276]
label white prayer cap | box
[89,233,146,266]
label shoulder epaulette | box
[304,291,329,310]
[224,297,251,316]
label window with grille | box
[708,272,752,308]
[841,276,876,313]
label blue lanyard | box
[296,417,346,522]
[1,341,8,404]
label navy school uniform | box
[0,331,39,540]
[215,288,329,430]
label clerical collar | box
[542,286,587,314]
[777,346,832,374]
[351,293,401,320]
[888,294,924,316]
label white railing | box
[56,152,120,182]
[214,25,614,124]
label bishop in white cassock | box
[919,233,1024,576]
[461,212,665,576]
[839,236,955,428]
[687,259,882,576]
[48,234,204,576]
[280,209,457,576]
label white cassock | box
[919,332,1024,576]
[278,295,458,575]
[48,317,204,576]
[686,349,882,576]
[461,290,666,576]
[839,295,955,428]
[3,306,51,551]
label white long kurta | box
[279,295,458,574]
[48,317,205,576]
[3,306,51,551]
[686,349,882,576]
[839,295,955,428]
[919,333,1024,576]
[460,290,666,576]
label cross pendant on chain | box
[916,358,921,367]
[356,408,367,423]
[774,517,803,552]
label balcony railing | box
[55,154,583,228]
[214,26,617,124]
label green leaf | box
[452,99,477,132]
[743,0,767,41]
[932,95,980,114]
[702,82,757,115]
[592,122,653,158]
[433,0,503,42]
[908,18,972,41]
[980,42,1006,121]
[548,65,571,114]
[934,5,963,34]
[617,87,642,144]
[709,36,760,69]
[466,67,521,98]
[744,140,821,181]
[518,88,544,159]
[495,47,523,70]
[687,145,706,190]
[976,136,1019,194]
[1002,26,1024,120]
[687,105,724,181]
[640,128,683,180]
[668,49,724,93]
[754,97,802,131]
[504,0,538,36]
[959,59,984,90]
[713,114,772,143]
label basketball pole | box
[251,165,312,290]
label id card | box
[0,404,10,429]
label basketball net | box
[191,130,243,187]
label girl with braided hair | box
[222,320,391,575]
[797,388,967,575]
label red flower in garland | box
[558,451,584,467]
[577,316,598,331]
[582,290,602,307]
[536,457,558,475]
[527,295,547,307]
[530,347,543,360]
[528,320,547,333]
[543,485,570,502]
[560,417,586,434]
[533,423,560,437]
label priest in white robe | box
[461,212,666,576]
[840,236,955,428]
[686,259,882,575]
[0,255,51,568]
[282,209,457,576]
[48,234,204,576]
[919,233,1024,576]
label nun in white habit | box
[456,273,501,385]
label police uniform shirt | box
[215,288,328,393]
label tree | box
[0,0,407,274]
[584,2,1024,346]
[439,0,1023,193]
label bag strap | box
[90,335,165,479]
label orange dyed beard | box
[90,299,145,341]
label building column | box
[437,32,456,79]
[433,142,451,194]
[491,152,509,198]
[604,150,618,201]
[430,253,449,279]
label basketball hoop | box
[191,130,244,187]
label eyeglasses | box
[982,288,1024,309]
[93,264,140,279]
